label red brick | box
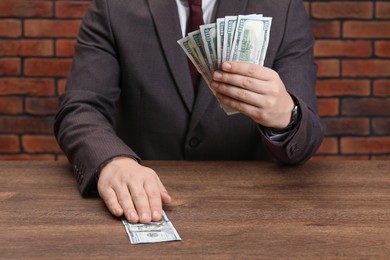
[57,79,67,95]
[321,117,369,136]
[314,40,372,58]
[0,117,53,134]
[376,2,390,18]
[0,58,20,76]
[0,154,55,160]
[25,97,59,116]
[344,21,390,38]
[0,97,23,114]
[56,39,76,57]
[343,60,390,77]
[24,58,72,77]
[0,78,55,96]
[316,137,338,154]
[0,0,52,17]
[342,98,390,116]
[22,135,61,153]
[316,59,340,77]
[56,1,90,18]
[375,41,390,58]
[0,40,53,56]
[0,135,20,153]
[0,19,21,38]
[311,21,340,38]
[341,137,390,154]
[316,80,370,97]
[372,118,390,135]
[312,2,373,19]
[318,98,339,116]
[25,20,81,37]
[373,80,390,97]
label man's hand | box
[211,61,295,129]
[97,157,171,224]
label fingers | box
[212,61,278,94]
[97,159,171,224]
[221,61,275,81]
[98,185,124,217]
[98,178,140,223]
[159,179,172,204]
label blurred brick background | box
[0,0,389,161]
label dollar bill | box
[200,23,218,72]
[188,30,212,78]
[216,18,225,68]
[229,15,272,65]
[122,211,181,244]
[177,36,212,85]
[221,16,237,64]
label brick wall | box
[0,0,389,160]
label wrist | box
[270,100,300,133]
[96,156,138,180]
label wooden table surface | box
[0,160,389,259]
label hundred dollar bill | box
[222,16,237,63]
[177,36,212,85]
[229,15,272,65]
[200,23,218,72]
[122,211,181,244]
[188,30,212,78]
[216,18,225,68]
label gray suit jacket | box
[54,0,323,196]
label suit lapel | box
[189,0,249,130]
[148,0,195,112]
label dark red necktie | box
[186,0,204,90]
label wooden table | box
[1,160,389,259]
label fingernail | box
[211,81,219,88]
[141,213,150,222]
[222,62,232,70]
[213,71,222,79]
[153,211,161,220]
[129,212,138,220]
[114,207,121,216]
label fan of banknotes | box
[178,14,272,115]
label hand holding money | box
[178,14,273,115]
[211,61,295,128]
[178,14,295,128]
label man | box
[54,0,323,224]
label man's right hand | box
[97,157,171,223]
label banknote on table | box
[122,211,181,244]
[177,14,272,115]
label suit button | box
[189,137,200,147]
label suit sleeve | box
[259,0,324,164]
[54,0,140,196]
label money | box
[177,14,272,115]
[222,16,238,64]
[122,211,181,244]
[200,23,218,72]
[229,15,271,66]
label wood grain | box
[0,160,389,259]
